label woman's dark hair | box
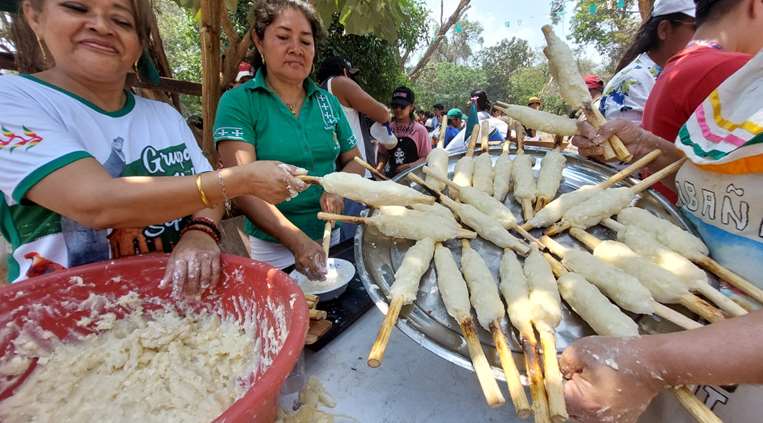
[248,0,325,72]
[13,0,153,73]
[614,12,693,73]
[695,0,743,26]
[470,89,491,112]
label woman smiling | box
[0,0,307,292]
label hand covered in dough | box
[161,229,221,297]
[320,192,344,214]
[560,336,666,423]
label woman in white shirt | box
[599,0,696,124]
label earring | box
[35,35,48,67]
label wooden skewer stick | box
[490,321,532,418]
[545,158,687,236]
[297,174,322,184]
[523,334,552,423]
[317,212,368,225]
[406,172,444,200]
[598,150,661,189]
[437,114,448,149]
[694,256,763,306]
[547,253,720,423]
[630,157,687,193]
[541,236,703,331]
[569,228,726,323]
[309,309,328,320]
[466,122,481,158]
[535,321,568,423]
[368,296,404,368]
[420,167,542,249]
[322,220,333,258]
[353,156,389,180]
[582,101,631,162]
[460,319,507,407]
[317,212,476,239]
[601,218,748,317]
[672,387,724,423]
[480,120,490,153]
[518,150,663,232]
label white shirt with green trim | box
[0,74,212,283]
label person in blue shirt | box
[444,108,465,147]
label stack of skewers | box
[291,24,763,423]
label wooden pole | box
[200,0,222,161]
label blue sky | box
[418,0,603,63]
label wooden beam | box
[200,0,222,161]
[126,74,202,96]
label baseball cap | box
[652,0,696,17]
[447,108,465,120]
[584,74,604,90]
[235,62,253,83]
[527,96,542,106]
[391,86,415,107]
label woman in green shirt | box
[214,0,364,281]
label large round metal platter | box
[355,146,708,380]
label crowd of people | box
[0,0,761,421]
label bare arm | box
[646,309,763,386]
[331,76,390,124]
[25,157,294,230]
[338,146,365,175]
[561,310,763,422]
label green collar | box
[247,68,321,97]
[21,74,135,117]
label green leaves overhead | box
[314,0,409,43]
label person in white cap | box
[598,0,696,125]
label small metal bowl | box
[289,258,356,302]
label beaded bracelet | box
[180,223,221,244]
[190,216,221,237]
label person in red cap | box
[584,74,605,106]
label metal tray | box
[355,146,702,380]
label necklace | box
[286,102,298,115]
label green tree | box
[505,64,566,115]
[317,14,409,102]
[477,37,535,103]
[434,19,484,65]
[551,0,639,72]
[156,0,202,116]
[411,61,487,111]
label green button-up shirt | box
[213,69,358,242]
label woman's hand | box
[571,120,652,161]
[160,230,221,297]
[560,336,666,423]
[320,192,344,214]
[290,233,327,281]
[243,161,308,204]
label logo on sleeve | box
[0,126,43,152]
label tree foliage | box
[505,64,566,115]
[156,0,203,116]
[432,18,483,65]
[477,37,535,103]
[317,13,409,102]
[550,0,640,72]
[411,61,487,111]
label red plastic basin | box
[0,254,308,423]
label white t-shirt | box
[0,74,212,283]
[327,77,369,177]
[599,52,661,125]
